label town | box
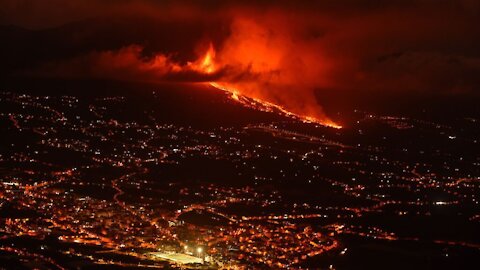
[0,90,479,269]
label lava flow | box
[193,45,342,129]
[210,82,342,129]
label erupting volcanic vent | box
[191,44,342,129]
[188,43,217,75]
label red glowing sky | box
[1,0,480,125]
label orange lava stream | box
[209,82,342,129]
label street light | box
[197,247,205,264]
